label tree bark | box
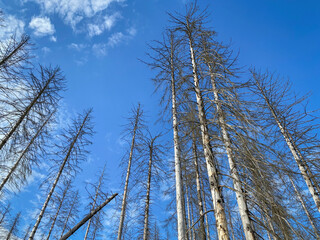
[191,132,206,240]
[60,194,118,240]
[188,38,229,240]
[169,33,187,240]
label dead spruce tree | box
[138,132,164,240]
[0,65,64,152]
[117,103,145,240]
[145,30,188,240]
[5,211,21,240]
[0,111,55,193]
[169,6,231,239]
[250,69,320,213]
[29,109,93,239]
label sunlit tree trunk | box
[191,132,206,240]
[188,37,229,240]
[169,33,187,240]
[208,65,256,240]
[6,212,20,240]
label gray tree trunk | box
[188,40,229,240]
[255,80,320,213]
[60,194,117,240]
[143,145,153,240]
[191,133,206,240]
[117,105,141,240]
[0,112,53,192]
[208,65,256,240]
[29,112,90,239]
[169,34,187,240]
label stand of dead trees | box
[1,3,319,240]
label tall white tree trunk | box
[84,164,106,240]
[29,112,90,240]
[209,66,256,240]
[117,105,141,240]
[143,145,153,240]
[192,133,206,240]
[169,35,187,240]
[189,40,229,240]
[255,80,320,213]
[199,166,211,240]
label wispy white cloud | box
[88,12,121,37]
[68,43,88,51]
[107,32,124,47]
[0,15,25,40]
[29,16,55,37]
[28,0,124,30]
[92,43,108,56]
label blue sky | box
[1,0,320,239]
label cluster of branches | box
[0,11,118,240]
[145,3,320,240]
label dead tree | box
[29,109,93,239]
[117,104,145,240]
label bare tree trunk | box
[185,184,192,240]
[288,174,319,239]
[169,33,187,240]
[143,144,153,240]
[84,164,106,240]
[117,105,141,240]
[60,192,78,238]
[199,165,211,240]
[6,212,20,240]
[254,79,320,213]
[0,69,57,151]
[29,111,90,240]
[208,66,256,240]
[188,39,229,240]
[192,132,206,240]
[60,194,118,240]
[46,181,70,240]
[0,112,54,192]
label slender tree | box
[117,104,145,240]
[29,109,93,239]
